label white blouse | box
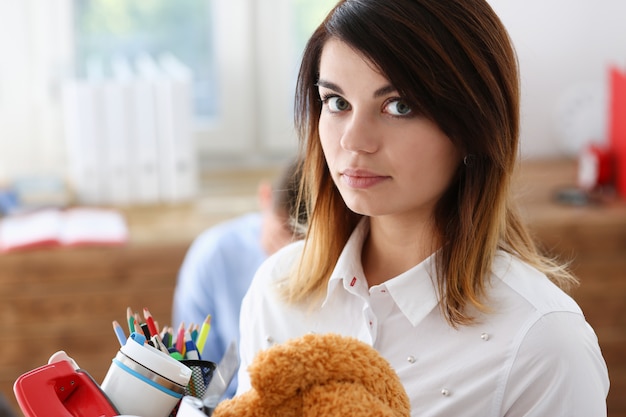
[237,219,609,416]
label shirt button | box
[266,336,274,345]
[441,388,451,397]
[480,332,490,341]
[407,355,416,364]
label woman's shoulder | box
[250,240,305,287]
[490,251,583,316]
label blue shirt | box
[172,212,266,399]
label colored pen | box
[143,307,159,337]
[151,334,169,354]
[130,332,146,345]
[140,323,151,339]
[185,340,200,360]
[196,314,211,355]
[112,320,127,347]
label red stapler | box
[13,352,119,417]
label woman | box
[237,0,609,415]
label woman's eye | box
[324,96,351,112]
[385,99,412,116]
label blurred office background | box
[1,2,625,416]
[0,0,625,205]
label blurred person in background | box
[171,158,305,398]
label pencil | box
[133,317,141,337]
[126,307,135,333]
[196,314,212,355]
[143,307,159,337]
[112,320,127,347]
[175,322,186,355]
[163,326,173,348]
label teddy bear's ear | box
[244,338,307,405]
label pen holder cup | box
[101,341,193,417]
[180,360,216,398]
[168,360,216,417]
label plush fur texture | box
[212,333,410,417]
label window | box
[74,0,216,117]
[72,0,336,160]
[0,0,338,184]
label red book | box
[0,207,128,252]
[609,66,626,198]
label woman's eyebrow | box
[316,79,342,93]
[316,79,397,98]
[373,84,396,98]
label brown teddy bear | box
[212,333,410,417]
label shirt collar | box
[385,254,440,327]
[324,219,369,301]
[323,218,441,327]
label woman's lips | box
[340,169,389,189]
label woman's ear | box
[257,181,273,211]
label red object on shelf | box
[578,144,614,190]
[13,359,119,417]
[609,66,626,198]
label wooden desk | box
[0,160,624,416]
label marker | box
[196,314,211,355]
[151,334,169,354]
[112,320,127,347]
[140,323,151,339]
[130,332,146,345]
[168,347,184,361]
[185,340,200,360]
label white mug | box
[101,337,192,417]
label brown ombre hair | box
[286,0,576,325]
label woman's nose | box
[339,111,380,154]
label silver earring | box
[463,154,475,167]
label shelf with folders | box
[62,53,199,206]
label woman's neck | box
[361,216,439,287]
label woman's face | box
[317,38,462,222]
